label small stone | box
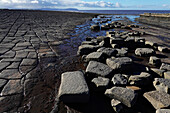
[111,99,123,113]
[86,61,113,78]
[112,74,128,85]
[149,56,161,66]
[153,78,170,93]
[156,109,170,113]
[164,71,170,79]
[160,63,170,71]
[135,48,155,57]
[158,46,169,52]
[151,68,165,77]
[91,77,110,92]
[58,71,89,103]
[97,47,117,57]
[144,90,170,109]
[105,87,138,107]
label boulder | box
[116,48,128,57]
[111,44,119,48]
[112,74,128,85]
[144,90,170,109]
[77,45,100,56]
[85,52,106,62]
[110,38,124,46]
[156,109,170,113]
[145,41,158,48]
[160,63,170,71]
[105,87,138,107]
[86,61,113,78]
[111,99,123,113]
[58,71,89,103]
[97,47,117,57]
[99,37,111,47]
[158,46,169,52]
[153,78,170,93]
[91,25,100,31]
[135,48,155,57]
[128,72,152,86]
[164,71,170,79]
[149,56,161,66]
[106,57,133,72]
[91,77,110,92]
[151,68,165,77]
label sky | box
[0,0,170,10]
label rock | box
[111,44,119,48]
[106,57,133,72]
[105,87,138,107]
[145,41,158,48]
[0,62,10,71]
[77,45,100,56]
[153,78,170,93]
[0,69,22,79]
[91,25,100,31]
[112,74,128,85]
[91,77,110,92]
[164,71,170,79]
[156,109,170,113]
[126,86,141,93]
[81,41,97,45]
[97,47,117,57]
[111,99,123,113]
[1,80,23,96]
[85,52,106,62]
[160,63,170,71]
[0,79,7,89]
[158,46,169,52]
[96,36,107,42]
[151,68,165,77]
[110,38,124,46]
[116,48,128,57]
[58,71,89,103]
[128,72,152,86]
[20,59,37,66]
[144,90,170,109]
[135,48,155,57]
[99,37,111,47]
[149,56,161,66]
[86,61,113,78]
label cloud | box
[163,4,170,8]
[115,2,122,8]
[0,0,122,9]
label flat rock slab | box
[97,47,117,57]
[144,90,170,109]
[0,62,10,71]
[105,87,138,107]
[85,52,106,62]
[92,77,110,91]
[0,69,22,79]
[86,61,113,78]
[77,45,100,56]
[20,59,37,66]
[153,78,170,93]
[135,48,155,57]
[0,79,7,89]
[160,63,170,71]
[58,71,89,103]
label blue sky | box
[0,0,170,10]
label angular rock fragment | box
[106,57,133,72]
[85,52,106,62]
[112,74,128,85]
[91,25,100,31]
[105,87,138,107]
[116,48,128,57]
[58,71,89,103]
[151,68,165,77]
[86,61,113,78]
[158,46,169,52]
[129,72,152,86]
[111,99,123,113]
[77,45,100,56]
[153,78,170,93]
[149,56,161,66]
[91,77,110,92]
[144,90,170,109]
[135,48,155,57]
[156,109,170,113]
[97,47,117,57]
[164,71,170,79]
[0,79,7,89]
[160,63,170,71]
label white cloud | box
[31,0,39,4]
[115,2,122,8]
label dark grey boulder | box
[97,47,118,57]
[144,90,170,109]
[91,77,110,92]
[112,74,128,85]
[86,61,113,78]
[160,63,170,71]
[105,87,138,107]
[135,48,155,57]
[129,72,152,86]
[106,57,133,72]
[58,71,89,103]
[153,78,170,93]
[77,45,100,56]
[85,52,106,62]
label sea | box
[79,10,170,15]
